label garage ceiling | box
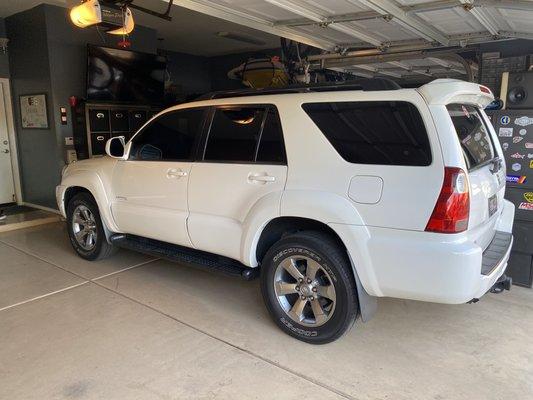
[2,1,533,81]
[0,0,281,56]
[132,0,281,55]
[168,0,533,80]
[170,0,533,51]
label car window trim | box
[128,106,209,162]
[199,103,287,165]
[253,108,270,162]
[446,103,498,172]
[301,100,433,167]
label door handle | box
[166,168,188,178]
[248,174,276,184]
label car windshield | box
[447,103,496,170]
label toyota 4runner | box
[57,78,514,344]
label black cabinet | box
[110,109,129,132]
[507,252,533,287]
[129,110,147,131]
[88,109,110,132]
[90,133,110,155]
[488,109,533,287]
[71,102,159,159]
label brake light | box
[479,85,491,95]
[425,167,470,233]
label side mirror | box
[105,136,126,159]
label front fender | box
[58,169,119,233]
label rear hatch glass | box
[446,104,496,169]
[446,103,504,247]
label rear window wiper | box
[489,157,502,174]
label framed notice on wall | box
[20,94,49,129]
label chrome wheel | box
[274,255,336,327]
[71,205,98,251]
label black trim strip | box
[481,231,512,276]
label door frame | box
[0,78,22,205]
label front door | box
[0,83,15,204]
[111,107,206,246]
[188,105,288,262]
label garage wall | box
[45,4,157,186]
[6,4,158,208]
[0,18,9,78]
[6,6,57,208]
[163,50,211,99]
[479,40,533,58]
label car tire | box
[66,192,117,261]
[260,231,358,344]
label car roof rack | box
[197,78,401,100]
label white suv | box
[57,78,514,344]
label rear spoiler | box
[417,79,494,108]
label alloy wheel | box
[273,255,336,327]
[71,204,98,251]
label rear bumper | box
[330,199,515,304]
[481,231,512,276]
[473,232,512,299]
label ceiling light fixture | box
[216,32,267,46]
[70,0,134,35]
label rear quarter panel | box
[276,90,444,231]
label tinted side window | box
[302,101,432,166]
[130,109,205,161]
[204,107,263,162]
[256,107,286,164]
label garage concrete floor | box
[1,222,532,400]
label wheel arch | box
[61,170,119,234]
[255,217,343,264]
[254,216,377,322]
[64,186,92,210]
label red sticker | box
[519,202,533,211]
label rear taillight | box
[425,167,470,233]
[479,85,492,95]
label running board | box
[109,234,259,280]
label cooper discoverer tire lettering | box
[260,231,358,344]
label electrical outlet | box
[65,136,74,146]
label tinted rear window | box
[203,105,286,164]
[302,101,431,166]
[446,104,496,170]
[204,107,263,162]
[256,107,286,164]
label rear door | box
[447,104,505,247]
[187,105,287,262]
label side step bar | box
[109,234,259,281]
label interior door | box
[188,105,288,261]
[0,83,15,204]
[111,108,206,245]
